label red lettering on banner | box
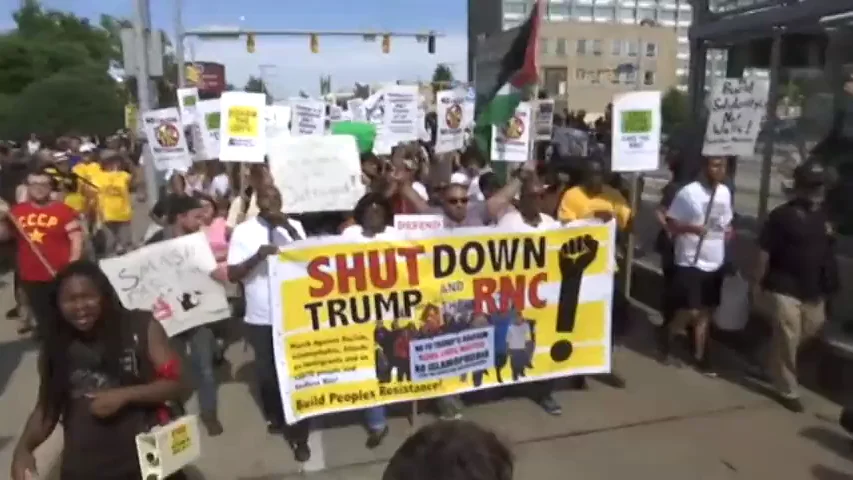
[307,247,426,298]
[307,256,333,297]
[335,252,367,294]
[472,273,548,313]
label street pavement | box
[4,190,853,479]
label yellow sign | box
[169,424,191,455]
[124,104,138,131]
[227,106,259,137]
[272,222,616,423]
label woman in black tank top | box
[10,260,185,480]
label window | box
[611,71,621,84]
[658,10,676,21]
[590,71,601,84]
[611,39,622,56]
[540,38,550,55]
[646,42,658,57]
[548,3,570,16]
[575,6,594,17]
[504,1,528,15]
[643,71,656,85]
[626,40,638,57]
[592,39,603,55]
[620,70,637,84]
[544,67,568,97]
[556,38,567,56]
[577,39,588,55]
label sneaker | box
[778,395,805,413]
[266,420,284,435]
[538,395,562,416]
[365,425,389,449]
[201,414,224,437]
[292,441,311,462]
[695,357,718,378]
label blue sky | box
[3,0,468,96]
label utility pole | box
[134,0,159,208]
[175,0,187,88]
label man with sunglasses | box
[0,166,83,335]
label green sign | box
[206,111,221,129]
[620,110,652,134]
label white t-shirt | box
[666,181,733,272]
[227,216,307,326]
[497,211,559,232]
[208,173,230,197]
[506,322,531,350]
[341,224,403,242]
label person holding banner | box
[10,261,186,480]
[227,184,312,461]
[0,166,84,336]
[144,195,225,436]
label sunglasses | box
[447,197,468,205]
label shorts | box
[672,266,724,310]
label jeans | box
[244,323,310,444]
[174,326,218,415]
[364,406,387,432]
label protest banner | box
[177,87,200,126]
[219,91,266,163]
[491,102,533,163]
[702,78,769,157]
[141,107,192,172]
[270,221,616,423]
[290,99,326,136]
[435,89,466,154]
[268,134,366,213]
[100,232,230,337]
[611,90,661,172]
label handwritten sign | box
[393,214,445,232]
[290,99,326,136]
[100,233,230,337]
[268,134,366,213]
[219,91,266,163]
[703,78,769,157]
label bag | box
[714,273,750,331]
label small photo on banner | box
[270,222,617,423]
[219,91,267,163]
[491,102,533,163]
[141,107,192,172]
[99,232,230,337]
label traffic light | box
[428,34,436,54]
[246,33,256,53]
[310,34,319,54]
[382,34,390,54]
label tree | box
[431,63,454,92]
[244,76,272,103]
[661,87,689,135]
[352,82,371,99]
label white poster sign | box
[268,134,366,213]
[265,105,292,140]
[195,99,221,161]
[382,85,419,143]
[329,105,344,125]
[611,90,662,172]
[141,107,192,172]
[490,102,533,163]
[435,90,466,154]
[176,87,200,126]
[393,214,445,232]
[219,91,267,163]
[290,99,326,136]
[535,99,555,141]
[347,98,366,121]
[702,78,769,157]
[100,233,230,337]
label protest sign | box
[268,134,366,213]
[177,87,200,126]
[393,214,444,232]
[382,85,419,144]
[100,232,230,337]
[270,221,616,423]
[219,91,266,163]
[435,90,466,154]
[536,99,555,140]
[702,78,769,157]
[347,98,366,121]
[329,105,344,125]
[194,99,220,161]
[491,102,533,163]
[290,99,326,136]
[142,107,192,172]
[265,105,292,140]
[611,91,662,172]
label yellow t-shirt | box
[96,170,133,222]
[72,162,103,214]
[72,161,102,184]
[557,185,632,230]
[44,167,86,212]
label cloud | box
[190,29,468,98]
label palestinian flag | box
[474,0,542,155]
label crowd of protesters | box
[0,105,844,479]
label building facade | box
[468,0,693,87]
